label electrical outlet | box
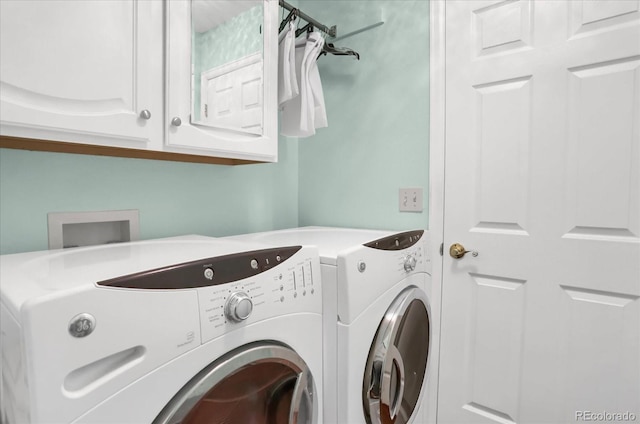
[399,188,423,212]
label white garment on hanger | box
[308,35,327,130]
[278,21,298,106]
[280,42,305,137]
[280,31,327,137]
[297,32,320,135]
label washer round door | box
[362,287,431,424]
[153,342,317,424]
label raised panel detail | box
[471,77,532,235]
[570,0,640,38]
[200,53,263,135]
[0,1,135,114]
[465,273,527,422]
[0,0,163,150]
[564,57,640,242]
[0,83,127,115]
[558,285,640,418]
[560,285,639,307]
[473,0,532,57]
[241,77,262,132]
[463,402,516,424]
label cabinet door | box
[0,0,163,150]
[166,0,279,162]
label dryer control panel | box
[366,230,429,277]
[338,233,430,325]
[364,230,424,251]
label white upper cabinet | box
[0,0,279,163]
[166,0,279,162]
[0,0,164,150]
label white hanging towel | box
[280,42,306,137]
[308,34,328,130]
[278,21,298,106]
[297,33,321,136]
[280,31,327,137]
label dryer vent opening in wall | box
[47,210,140,249]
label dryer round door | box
[363,287,431,424]
[153,342,317,424]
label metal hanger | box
[318,43,360,60]
[279,8,298,34]
[295,22,314,38]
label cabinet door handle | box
[171,117,182,127]
[139,110,151,120]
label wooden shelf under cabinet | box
[0,136,258,166]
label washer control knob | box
[404,255,417,272]
[225,292,253,322]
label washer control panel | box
[197,247,320,344]
[95,245,320,344]
[97,246,303,289]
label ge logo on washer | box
[68,313,96,338]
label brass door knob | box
[449,243,478,259]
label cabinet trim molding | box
[0,136,258,166]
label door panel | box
[0,0,163,149]
[201,53,264,135]
[470,77,532,235]
[564,57,639,241]
[465,273,526,422]
[439,1,640,423]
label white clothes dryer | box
[226,227,439,424]
[0,236,323,424]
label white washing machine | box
[0,236,323,424]
[226,227,439,424]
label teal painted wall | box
[0,0,430,254]
[0,137,298,255]
[296,0,430,232]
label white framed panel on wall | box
[165,0,278,162]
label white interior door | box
[438,1,640,423]
[200,53,263,135]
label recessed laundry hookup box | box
[47,210,139,249]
